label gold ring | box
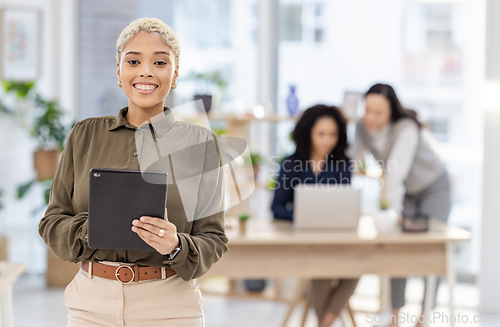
[158,229,165,237]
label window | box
[77,0,258,119]
[275,0,484,279]
[279,2,324,43]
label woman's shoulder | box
[75,115,115,126]
[174,120,217,139]
[71,116,116,133]
[393,117,419,131]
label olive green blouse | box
[39,107,228,281]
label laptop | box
[293,184,361,230]
[88,168,168,251]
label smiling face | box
[117,31,178,115]
[363,94,392,131]
[310,117,339,158]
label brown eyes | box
[126,60,167,66]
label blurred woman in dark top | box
[271,105,358,327]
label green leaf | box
[188,71,228,91]
[238,213,250,221]
[2,80,35,98]
[44,187,51,205]
[17,180,35,199]
[31,93,69,150]
[250,152,262,166]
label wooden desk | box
[205,217,471,327]
[0,262,26,327]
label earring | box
[118,81,122,87]
[171,81,177,89]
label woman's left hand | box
[131,208,179,255]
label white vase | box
[372,209,398,234]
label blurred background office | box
[0,0,499,326]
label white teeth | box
[134,84,156,91]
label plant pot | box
[194,94,213,114]
[244,279,267,293]
[372,209,398,234]
[0,235,8,261]
[239,220,247,235]
[252,166,260,182]
[34,149,61,180]
[46,249,80,287]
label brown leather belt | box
[81,262,176,284]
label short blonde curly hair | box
[116,17,180,66]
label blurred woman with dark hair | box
[271,104,358,327]
[352,83,451,326]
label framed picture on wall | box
[0,8,41,81]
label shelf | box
[180,113,297,123]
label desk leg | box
[300,291,309,327]
[446,243,456,327]
[423,275,437,327]
[379,275,391,313]
[0,285,14,327]
[281,279,309,327]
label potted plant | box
[249,152,262,182]
[27,100,76,287]
[2,81,68,180]
[266,176,277,192]
[372,200,398,234]
[357,158,367,176]
[238,213,250,235]
[0,81,39,262]
[15,89,68,214]
[189,71,228,114]
[5,82,76,287]
[212,126,227,137]
[31,94,68,180]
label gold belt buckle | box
[115,264,135,284]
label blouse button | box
[133,151,138,157]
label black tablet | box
[88,168,168,251]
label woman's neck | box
[125,103,165,127]
[309,152,328,174]
[310,152,327,162]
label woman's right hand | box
[132,208,180,256]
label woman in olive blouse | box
[39,18,227,326]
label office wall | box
[480,0,500,315]
[0,0,77,272]
[77,0,174,118]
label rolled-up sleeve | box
[164,132,228,280]
[38,123,96,262]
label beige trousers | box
[64,269,204,327]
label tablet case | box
[88,168,168,251]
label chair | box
[281,279,358,327]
